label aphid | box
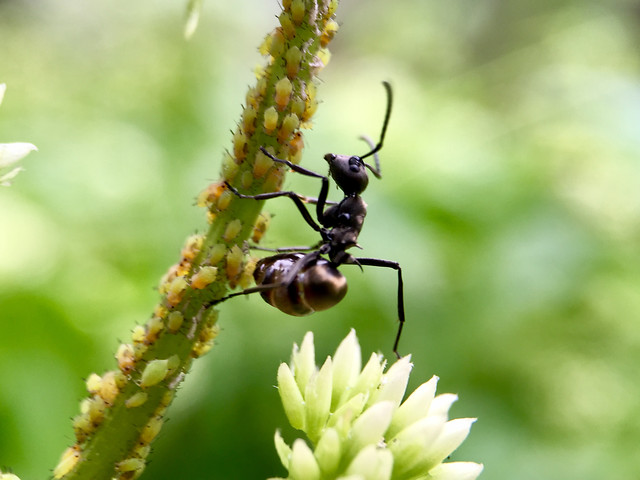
[216,82,406,357]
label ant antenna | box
[360,81,393,177]
[359,135,381,179]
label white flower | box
[0,84,37,186]
[272,330,483,480]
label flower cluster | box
[273,331,483,480]
[0,84,37,186]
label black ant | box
[217,82,406,357]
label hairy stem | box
[53,2,340,479]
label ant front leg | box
[259,147,331,223]
[225,182,323,234]
[352,257,405,359]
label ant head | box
[324,153,369,195]
[323,82,393,196]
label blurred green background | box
[1,0,640,478]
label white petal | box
[345,444,393,480]
[274,430,292,469]
[0,142,37,168]
[292,332,317,393]
[353,352,385,398]
[388,415,445,477]
[425,418,477,466]
[388,376,438,438]
[327,392,367,434]
[425,462,484,480]
[0,83,6,104]
[0,167,24,186]
[427,393,458,420]
[277,363,306,430]
[305,356,333,441]
[314,427,341,476]
[332,329,362,408]
[289,439,321,480]
[347,401,395,458]
[184,0,202,39]
[370,356,413,409]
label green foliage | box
[1,1,639,479]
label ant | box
[216,81,406,357]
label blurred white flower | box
[272,330,483,480]
[0,83,37,186]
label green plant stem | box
[53,1,340,479]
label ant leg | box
[352,257,405,359]
[208,251,320,305]
[225,182,323,233]
[249,244,319,253]
[260,147,331,222]
[297,194,338,206]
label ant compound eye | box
[324,153,336,163]
[348,156,363,172]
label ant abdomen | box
[254,253,348,316]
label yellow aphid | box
[160,390,175,408]
[79,398,91,414]
[278,113,300,143]
[241,170,253,190]
[279,12,295,38]
[116,343,136,375]
[133,444,151,460]
[321,19,339,47]
[252,212,271,243]
[166,276,188,307]
[221,152,239,182]
[192,324,220,358]
[288,131,304,157]
[53,446,81,479]
[258,32,272,56]
[253,64,266,80]
[226,245,244,285]
[239,257,258,289]
[217,189,233,212]
[290,97,305,118]
[269,28,286,58]
[98,371,120,406]
[253,150,274,178]
[133,342,148,361]
[86,373,102,395]
[263,106,279,133]
[263,167,284,193]
[275,77,293,111]
[116,458,145,479]
[285,46,302,78]
[87,397,107,425]
[232,130,247,162]
[257,77,268,97]
[317,48,331,69]
[245,86,259,110]
[140,415,164,445]
[291,0,305,24]
[209,243,227,265]
[282,0,291,9]
[191,266,218,290]
[125,391,148,408]
[166,311,184,333]
[181,234,203,261]
[223,219,243,243]
[131,325,146,345]
[153,304,168,320]
[140,359,169,388]
[72,412,94,442]
[146,315,165,344]
[243,106,257,135]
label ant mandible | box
[217,81,406,358]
